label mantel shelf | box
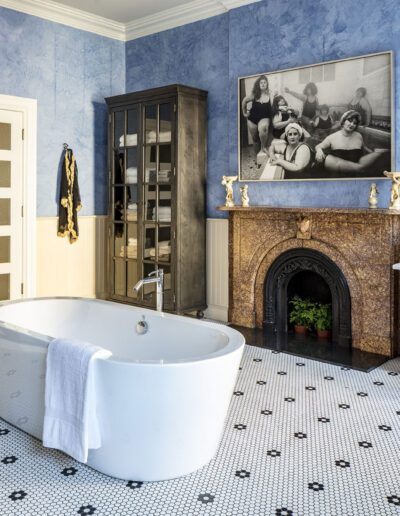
[217,205,400,216]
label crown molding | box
[0,0,126,40]
[219,0,261,8]
[0,0,261,41]
[125,0,227,41]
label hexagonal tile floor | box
[1,345,400,515]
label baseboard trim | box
[205,304,228,322]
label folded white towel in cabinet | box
[146,130,171,143]
[126,167,137,183]
[119,134,137,147]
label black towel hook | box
[63,143,69,150]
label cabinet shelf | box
[112,258,138,263]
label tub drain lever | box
[136,315,148,335]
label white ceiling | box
[0,0,261,40]
[52,0,194,24]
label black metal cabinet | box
[105,85,207,314]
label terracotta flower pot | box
[317,329,331,339]
[294,325,308,335]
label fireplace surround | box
[221,206,400,357]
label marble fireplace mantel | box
[218,205,400,357]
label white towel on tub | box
[43,338,112,463]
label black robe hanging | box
[57,148,82,243]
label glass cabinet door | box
[108,99,175,311]
[110,107,140,300]
[141,101,174,310]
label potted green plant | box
[288,295,316,334]
[314,302,332,338]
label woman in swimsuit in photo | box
[347,87,372,126]
[284,82,319,130]
[314,110,386,173]
[271,95,299,140]
[242,75,272,154]
[269,122,312,174]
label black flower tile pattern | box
[335,459,350,468]
[359,441,372,448]
[1,455,18,464]
[77,505,96,515]
[387,495,400,506]
[235,469,250,479]
[267,450,281,457]
[126,480,143,489]
[233,391,244,396]
[261,409,272,415]
[61,466,78,476]
[197,493,215,504]
[9,490,27,501]
[308,482,324,491]
[1,345,400,515]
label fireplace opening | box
[264,248,351,348]
[287,271,332,333]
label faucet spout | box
[133,279,145,291]
[133,269,164,312]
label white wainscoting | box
[36,216,107,298]
[205,218,229,322]
[36,216,229,321]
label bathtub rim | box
[0,297,245,366]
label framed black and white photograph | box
[238,51,392,181]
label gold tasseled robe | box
[57,148,82,243]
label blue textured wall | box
[126,13,229,218]
[126,0,399,217]
[0,7,125,216]
[1,1,398,217]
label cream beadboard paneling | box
[36,216,228,321]
[36,216,107,298]
[205,218,229,322]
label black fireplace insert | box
[264,248,351,347]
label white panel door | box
[0,110,23,300]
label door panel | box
[0,110,23,300]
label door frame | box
[0,94,37,298]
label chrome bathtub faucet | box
[133,269,164,312]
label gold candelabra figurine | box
[221,175,238,207]
[384,171,400,210]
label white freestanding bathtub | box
[0,298,244,481]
